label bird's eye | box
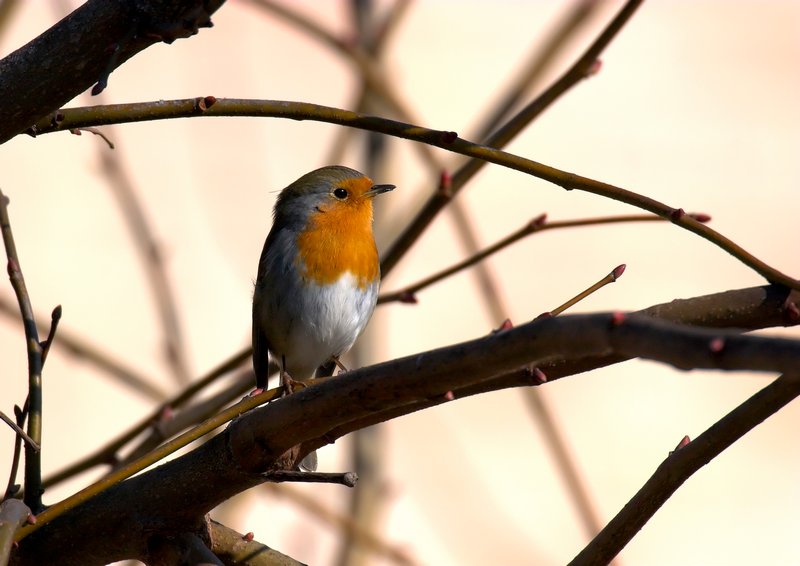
[333,188,349,200]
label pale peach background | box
[1,1,799,565]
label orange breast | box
[295,182,379,289]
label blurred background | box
[1,1,799,564]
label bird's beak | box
[365,184,395,198]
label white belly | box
[263,272,379,379]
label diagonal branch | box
[569,372,800,566]
[379,213,705,304]
[206,519,304,566]
[10,294,800,564]
[0,295,166,401]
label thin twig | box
[380,213,699,304]
[0,190,44,514]
[68,127,114,148]
[263,470,358,487]
[0,410,38,452]
[207,519,305,566]
[549,264,626,317]
[568,373,800,566]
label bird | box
[252,165,395,394]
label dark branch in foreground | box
[569,372,800,566]
[9,285,800,565]
[0,0,226,143]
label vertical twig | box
[0,190,45,514]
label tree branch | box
[27,98,799,290]
[569,372,800,566]
[0,191,44,513]
[206,519,305,566]
[10,291,800,564]
[0,0,225,143]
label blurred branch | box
[265,484,419,566]
[0,0,225,143]
[472,0,598,141]
[246,0,443,175]
[0,190,45,514]
[263,470,358,487]
[112,369,252,469]
[380,0,643,277]
[569,372,800,566]
[42,349,252,489]
[0,0,21,43]
[0,295,167,401]
[380,213,705,304]
[96,138,192,385]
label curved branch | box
[27,98,799,290]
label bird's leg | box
[332,356,349,374]
[280,355,307,395]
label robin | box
[252,165,395,395]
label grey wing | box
[252,230,276,390]
[252,300,271,390]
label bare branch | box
[206,519,305,566]
[0,190,44,513]
[10,298,800,563]
[28,97,797,290]
[0,0,226,143]
[0,411,38,453]
[569,373,800,566]
[0,296,166,401]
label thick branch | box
[10,288,800,565]
[0,0,224,143]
